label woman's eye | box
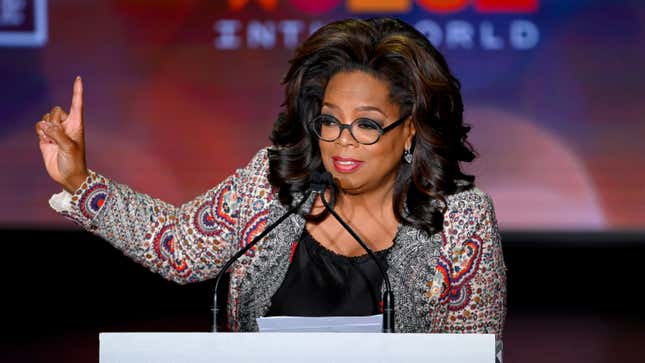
[356,119,380,130]
[321,116,339,126]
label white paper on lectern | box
[256,314,381,332]
[100,332,495,363]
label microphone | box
[315,171,395,333]
[211,187,314,332]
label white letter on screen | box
[213,19,242,50]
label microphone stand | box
[318,181,395,333]
[211,189,314,332]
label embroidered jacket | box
[50,147,507,358]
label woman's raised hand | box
[35,76,89,193]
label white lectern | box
[100,332,494,363]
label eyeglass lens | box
[313,115,382,144]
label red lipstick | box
[332,156,364,173]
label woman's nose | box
[336,123,358,146]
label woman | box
[35,17,506,359]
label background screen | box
[2,0,644,231]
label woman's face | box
[318,70,416,195]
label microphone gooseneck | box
[211,188,314,332]
[317,172,395,333]
[212,171,395,333]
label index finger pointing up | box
[69,76,83,118]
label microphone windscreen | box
[321,171,334,187]
[309,171,334,193]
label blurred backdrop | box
[1,1,644,362]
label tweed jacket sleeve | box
[48,149,270,284]
[435,189,507,362]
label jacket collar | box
[237,193,443,332]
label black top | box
[266,228,391,317]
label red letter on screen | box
[416,0,470,14]
[347,0,411,13]
[288,0,342,15]
[475,0,539,13]
[229,0,278,12]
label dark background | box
[1,230,643,362]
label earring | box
[403,148,413,164]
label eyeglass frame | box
[310,112,412,145]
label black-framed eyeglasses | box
[310,113,411,145]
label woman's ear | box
[405,118,416,149]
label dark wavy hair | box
[267,17,476,235]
